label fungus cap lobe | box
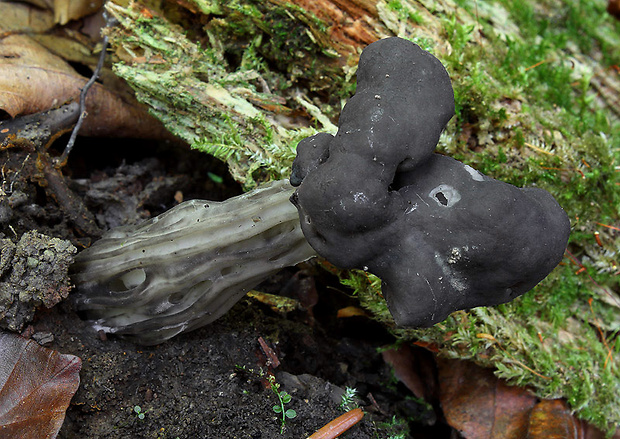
[291,37,570,327]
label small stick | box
[366,392,387,416]
[307,408,364,439]
[56,32,109,166]
[37,152,101,237]
[258,336,280,368]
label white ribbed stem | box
[72,180,316,345]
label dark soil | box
[1,137,452,439]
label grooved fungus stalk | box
[71,180,315,345]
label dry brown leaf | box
[0,35,78,117]
[526,400,620,439]
[53,0,105,25]
[0,2,55,33]
[31,34,100,67]
[437,359,618,438]
[0,34,171,139]
[438,359,537,438]
[0,332,81,439]
[527,399,581,439]
[609,0,620,19]
[17,0,53,9]
[336,306,367,318]
[30,32,156,111]
[382,344,437,402]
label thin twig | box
[56,33,109,166]
[258,336,281,368]
[37,152,102,238]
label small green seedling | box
[377,415,410,439]
[267,375,297,434]
[235,365,297,434]
[133,405,147,420]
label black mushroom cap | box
[290,37,571,327]
[289,132,332,186]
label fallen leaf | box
[437,359,618,438]
[608,0,620,19]
[0,2,55,33]
[336,306,367,318]
[19,0,53,9]
[382,344,437,402]
[438,358,537,438]
[0,332,81,439]
[0,34,171,139]
[412,340,440,353]
[32,34,100,67]
[53,0,105,25]
[527,399,580,439]
[526,399,620,439]
[0,35,74,117]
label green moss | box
[200,0,342,92]
[106,1,337,188]
[387,0,425,24]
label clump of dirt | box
[0,230,76,331]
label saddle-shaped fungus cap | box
[291,37,570,327]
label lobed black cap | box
[290,37,570,327]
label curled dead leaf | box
[54,0,105,25]
[438,358,537,438]
[0,332,81,439]
[0,2,55,33]
[0,34,171,140]
[381,344,437,402]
